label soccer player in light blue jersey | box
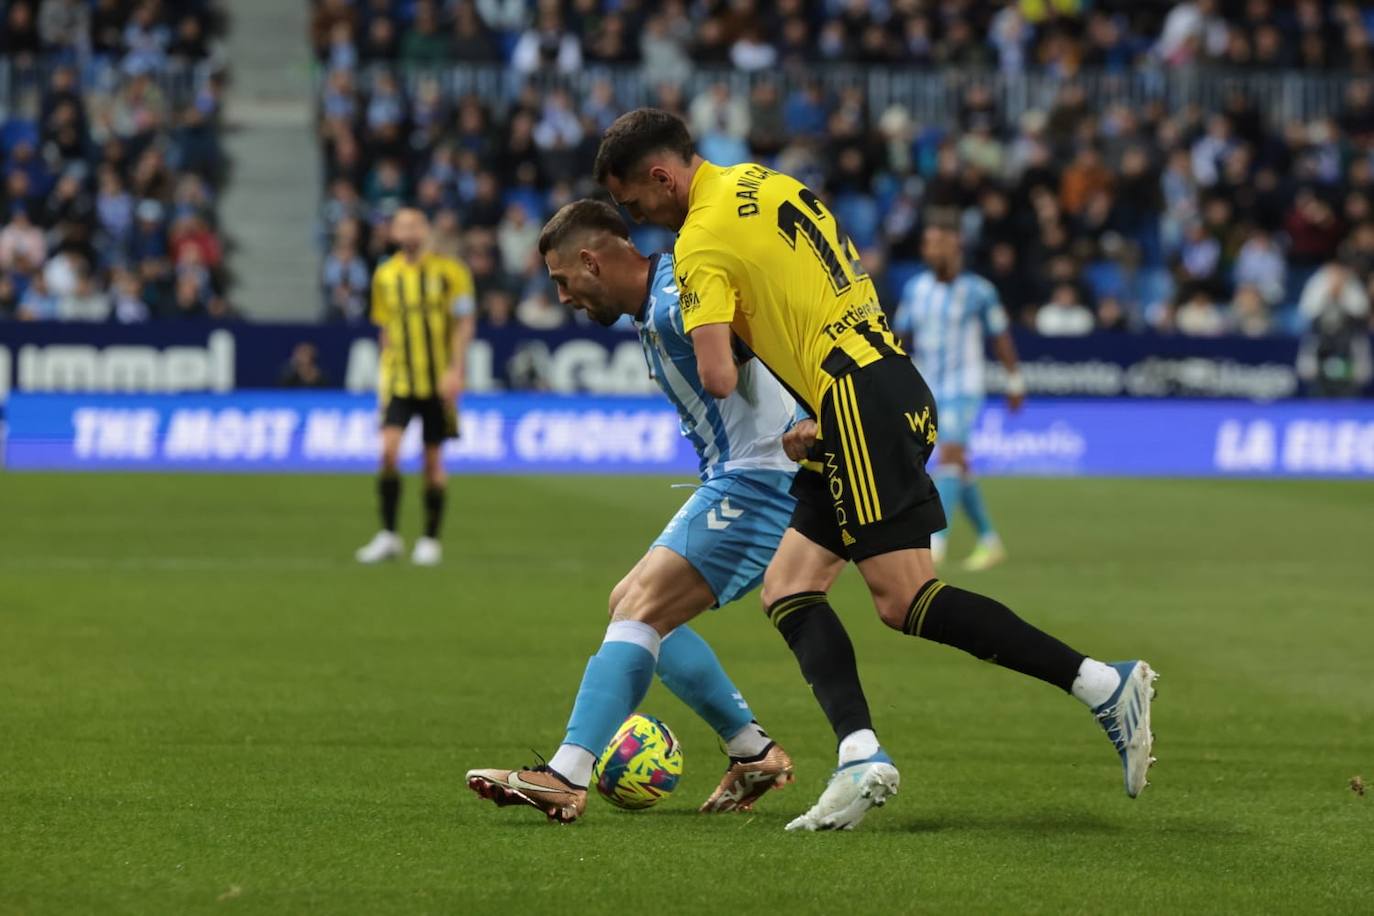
[468,200,890,825]
[893,219,1027,571]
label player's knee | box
[875,597,909,631]
[380,451,400,474]
[760,570,796,612]
[613,580,690,634]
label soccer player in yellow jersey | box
[591,110,1158,829]
[355,207,476,567]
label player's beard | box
[589,308,619,327]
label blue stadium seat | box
[1,119,39,155]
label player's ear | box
[580,248,598,275]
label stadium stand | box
[0,0,229,322]
[313,0,1374,341]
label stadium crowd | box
[313,0,1374,342]
[0,0,230,323]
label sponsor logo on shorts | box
[905,406,938,445]
[824,450,847,529]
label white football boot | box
[785,750,900,831]
[355,530,403,564]
[411,536,442,566]
[930,533,947,566]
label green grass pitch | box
[1,472,1370,914]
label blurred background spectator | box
[306,0,1374,345]
[0,0,229,323]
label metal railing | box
[326,62,1358,131]
[1,57,207,121]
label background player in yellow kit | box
[355,207,475,567]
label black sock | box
[378,474,400,532]
[767,592,874,744]
[903,580,1085,692]
[423,485,446,538]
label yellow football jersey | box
[371,252,475,400]
[675,162,905,416]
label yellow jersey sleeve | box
[675,229,739,333]
[370,262,390,327]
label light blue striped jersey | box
[892,269,1009,402]
[637,253,798,480]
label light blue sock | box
[656,625,754,741]
[933,470,963,535]
[960,478,996,539]
[562,621,660,756]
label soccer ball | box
[593,713,684,810]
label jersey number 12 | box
[776,188,869,295]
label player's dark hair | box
[592,108,695,184]
[538,199,630,256]
[924,207,961,232]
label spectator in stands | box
[401,0,450,65]
[280,342,331,388]
[59,260,112,322]
[1175,289,1230,336]
[1233,227,1287,306]
[497,203,539,278]
[18,272,58,320]
[1230,284,1273,337]
[512,8,582,75]
[1036,284,1096,336]
[122,1,171,74]
[451,1,500,63]
[0,203,45,271]
[1,2,42,66]
[1297,262,1374,396]
[105,267,146,322]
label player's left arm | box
[982,280,1025,412]
[678,241,742,399]
[443,263,477,404]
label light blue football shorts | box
[936,394,984,446]
[651,469,797,608]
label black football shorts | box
[789,356,946,562]
[381,395,458,444]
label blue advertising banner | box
[6,392,1374,477]
[3,392,694,474]
[3,321,1366,400]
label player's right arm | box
[979,277,1025,412]
[677,233,742,399]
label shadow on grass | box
[894,810,1249,839]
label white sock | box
[837,728,881,765]
[724,721,772,759]
[549,744,596,788]
[1071,659,1121,709]
[603,619,662,660]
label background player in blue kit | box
[467,200,889,823]
[893,218,1027,570]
